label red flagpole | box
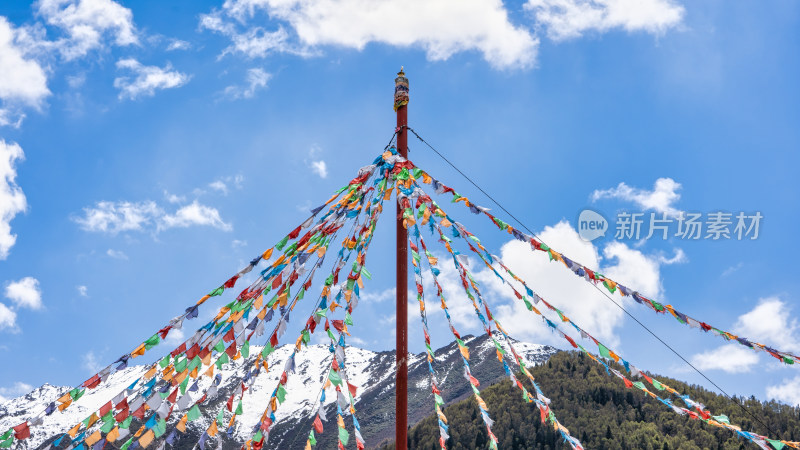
[394,67,409,450]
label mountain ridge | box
[0,333,556,449]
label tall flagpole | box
[394,67,409,450]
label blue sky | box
[0,0,799,421]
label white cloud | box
[76,285,88,297]
[159,201,232,232]
[82,350,102,373]
[0,302,17,332]
[232,239,248,248]
[36,0,138,60]
[524,0,684,41]
[164,328,185,344]
[721,262,743,277]
[359,287,395,303]
[4,277,42,310]
[113,58,191,100]
[486,221,682,348]
[106,248,128,260]
[0,18,50,124]
[0,140,28,259]
[203,0,538,69]
[164,191,186,204]
[309,160,328,179]
[591,177,682,216]
[74,199,232,234]
[222,67,271,100]
[733,297,800,350]
[767,376,800,407]
[349,335,367,346]
[73,200,161,234]
[208,180,229,194]
[65,73,86,88]
[689,297,800,373]
[166,39,191,51]
[199,12,308,59]
[0,381,33,403]
[690,343,759,374]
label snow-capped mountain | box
[0,334,557,449]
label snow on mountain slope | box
[0,366,147,448]
[0,335,557,449]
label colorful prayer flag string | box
[406,160,800,367]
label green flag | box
[208,286,224,297]
[275,236,289,251]
[338,427,350,446]
[308,431,317,446]
[276,384,287,404]
[154,418,167,438]
[144,334,160,350]
[235,401,243,416]
[768,440,785,450]
[241,340,250,359]
[598,343,612,359]
[187,405,201,421]
[120,438,133,450]
[101,420,115,434]
[217,408,225,426]
[329,369,342,386]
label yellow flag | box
[144,366,157,380]
[67,423,80,438]
[85,430,102,446]
[139,429,154,448]
[177,414,188,433]
[107,427,120,443]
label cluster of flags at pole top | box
[1,145,797,450]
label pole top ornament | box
[394,67,409,111]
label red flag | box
[564,335,578,349]
[132,405,145,420]
[99,401,112,417]
[288,226,301,239]
[224,275,239,289]
[115,407,129,422]
[227,394,235,412]
[226,343,237,357]
[115,398,128,411]
[186,344,201,360]
[83,374,101,389]
[313,415,323,434]
[13,422,30,440]
[623,378,633,389]
[158,326,172,339]
[331,320,345,333]
[171,342,186,358]
[271,274,282,290]
[347,382,358,398]
[167,388,179,404]
[223,327,235,343]
[270,333,278,348]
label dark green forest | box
[380,352,800,450]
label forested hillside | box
[381,352,800,450]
